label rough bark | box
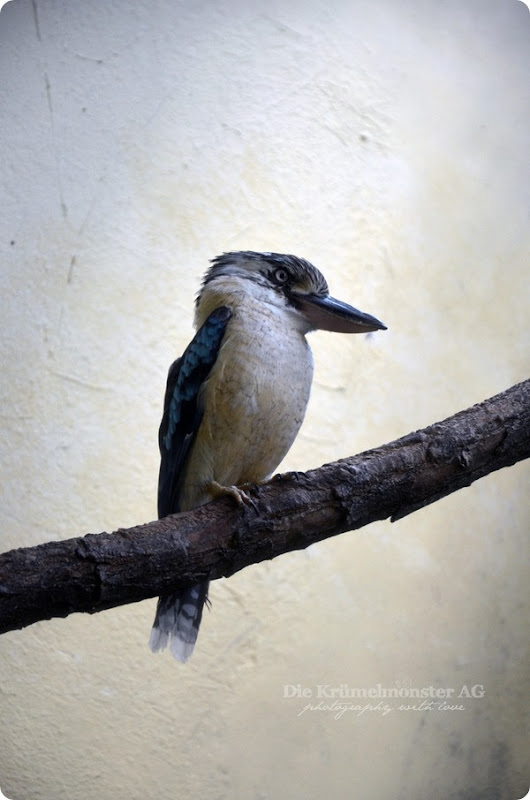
[0,379,528,635]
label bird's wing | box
[157,305,232,518]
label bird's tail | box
[149,581,210,662]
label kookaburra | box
[149,251,386,661]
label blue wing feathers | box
[157,306,232,518]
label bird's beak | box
[293,293,387,334]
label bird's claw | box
[209,481,259,514]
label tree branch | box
[1,380,529,636]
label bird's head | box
[196,251,387,334]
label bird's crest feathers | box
[197,250,329,307]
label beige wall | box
[1,0,528,798]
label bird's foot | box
[270,470,307,483]
[208,481,259,513]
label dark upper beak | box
[293,293,387,334]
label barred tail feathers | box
[149,582,210,663]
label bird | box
[149,250,386,661]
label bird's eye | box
[273,268,289,284]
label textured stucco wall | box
[1,1,528,798]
